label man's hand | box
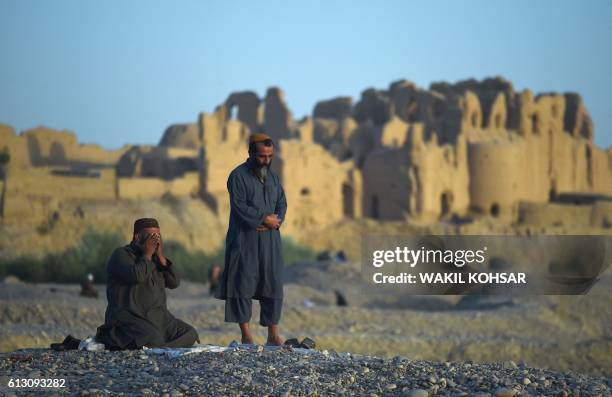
[263,214,281,230]
[142,233,158,260]
[154,233,167,267]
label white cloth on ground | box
[78,336,105,352]
[143,343,320,359]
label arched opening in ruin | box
[229,105,238,120]
[143,168,157,177]
[471,113,479,129]
[531,114,539,133]
[176,157,199,175]
[300,187,310,196]
[551,105,558,118]
[440,190,453,217]
[49,141,66,165]
[433,100,445,119]
[407,102,419,122]
[342,183,354,218]
[0,146,8,180]
[490,203,500,217]
[371,195,380,219]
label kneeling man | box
[96,218,199,350]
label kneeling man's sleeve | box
[108,248,153,284]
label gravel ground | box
[1,274,612,378]
[2,263,611,396]
[1,346,611,396]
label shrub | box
[0,229,316,284]
[281,237,317,266]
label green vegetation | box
[0,229,317,284]
[0,228,124,283]
[281,236,317,265]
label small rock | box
[404,389,428,397]
[2,275,21,284]
[385,383,397,391]
[522,377,531,385]
[494,388,516,397]
[502,361,518,370]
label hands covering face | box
[140,232,163,261]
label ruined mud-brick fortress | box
[1,76,611,234]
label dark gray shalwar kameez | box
[216,160,287,326]
[95,243,199,350]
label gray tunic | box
[216,160,287,300]
[96,243,198,349]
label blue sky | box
[1,0,611,149]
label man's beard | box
[255,161,271,181]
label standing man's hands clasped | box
[257,214,282,231]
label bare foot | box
[265,335,284,346]
[239,322,254,344]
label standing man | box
[216,133,287,345]
[96,218,199,350]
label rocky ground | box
[1,346,611,397]
[1,259,611,396]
